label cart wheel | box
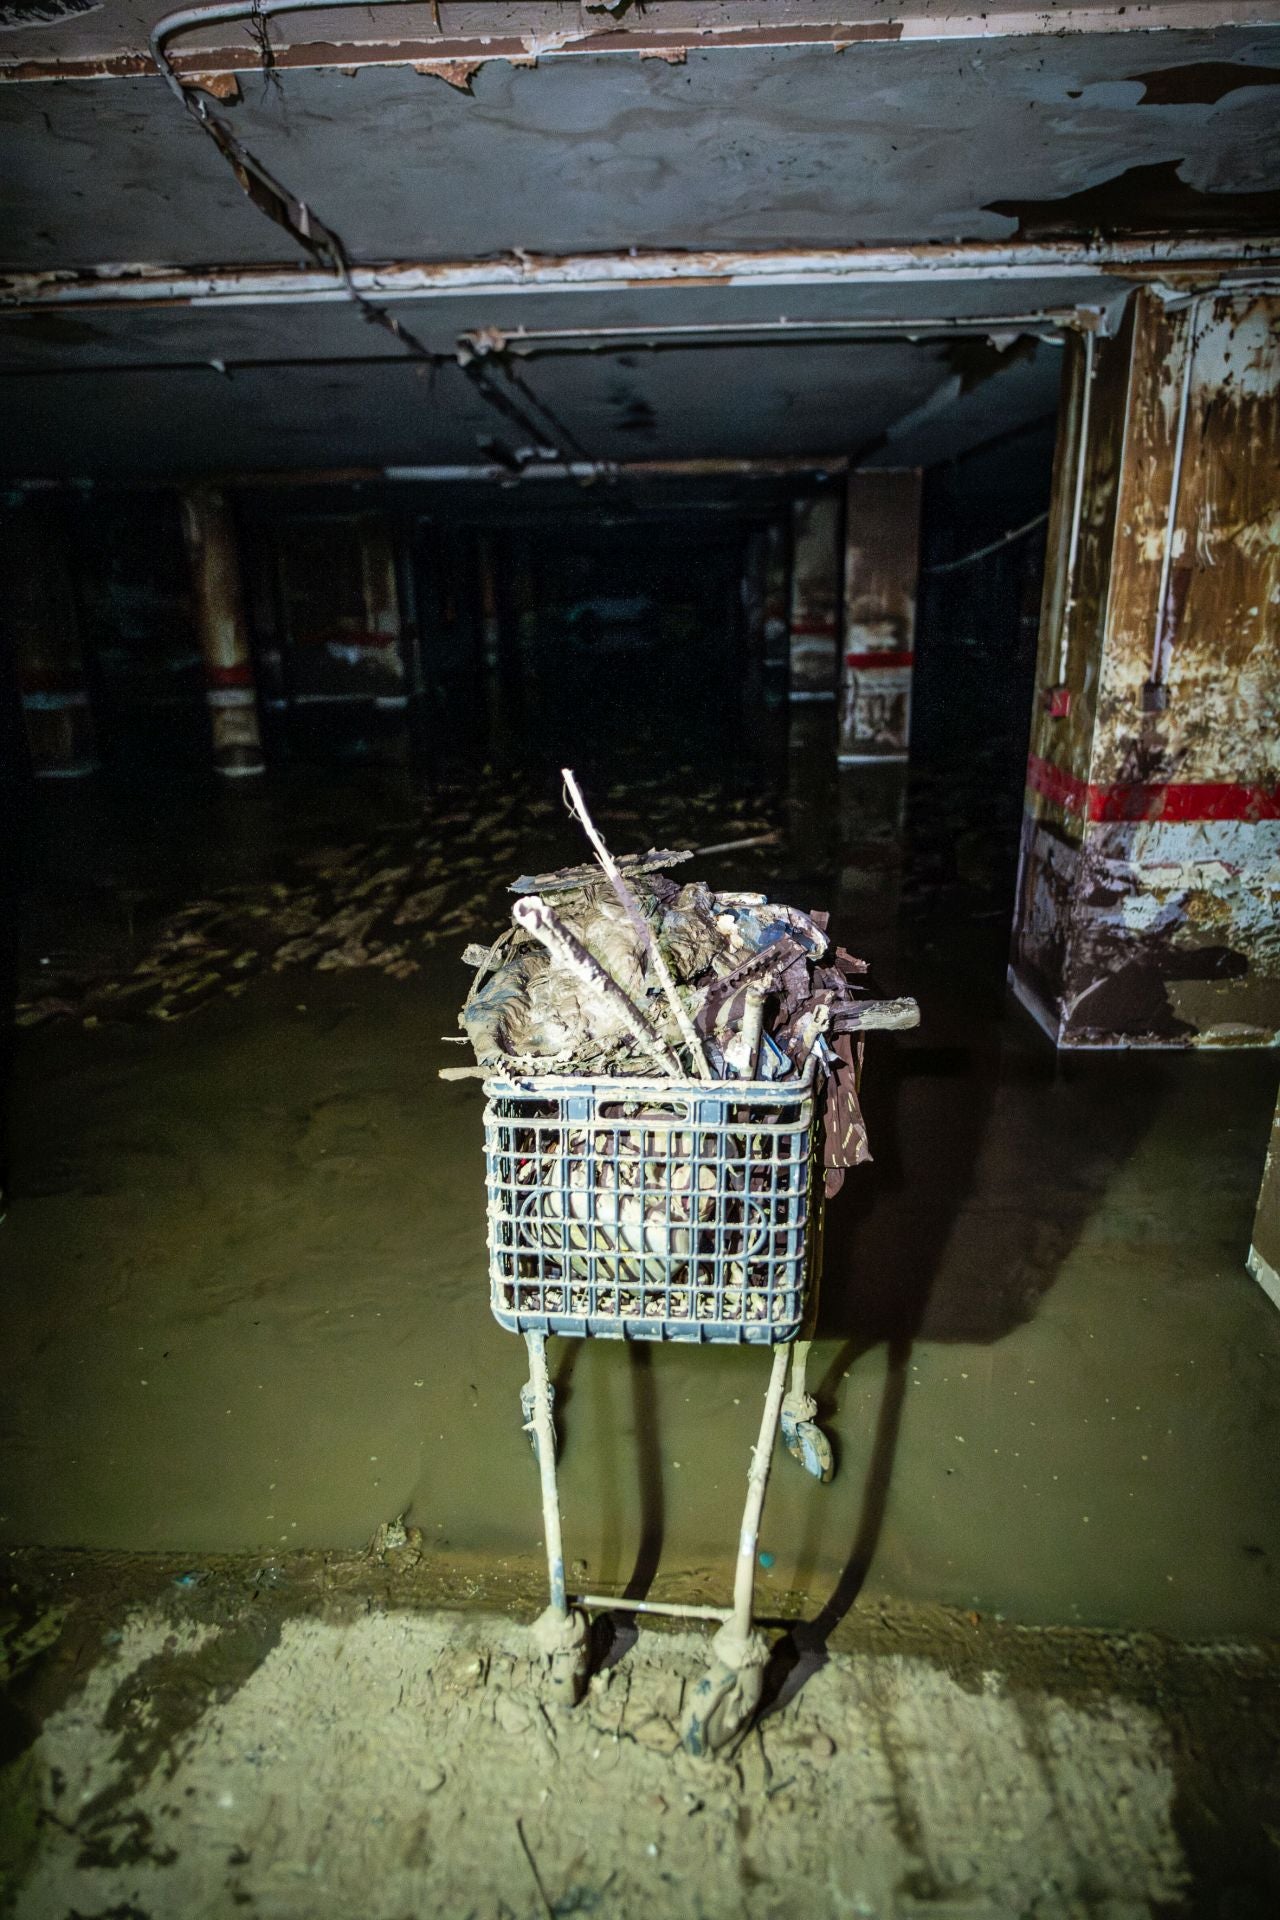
[547,1634,590,1709]
[681,1657,764,1757]
[531,1604,590,1709]
[781,1395,834,1484]
[520,1378,556,1463]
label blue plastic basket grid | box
[482,1063,821,1346]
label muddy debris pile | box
[451,774,919,1214]
[456,770,915,1088]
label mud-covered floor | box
[2,718,1279,1914]
[3,734,1277,1637]
[3,1548,1279,1919]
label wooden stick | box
[560,767,713,1081]
[513,894,682,1075]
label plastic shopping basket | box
[483,1058,823,1345]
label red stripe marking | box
[205,661,255,688]
[845,649,915,671]
[1026,755,1280,823]
[790,619,838,638]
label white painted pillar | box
[181,489,265,777]
[839,468,921,763]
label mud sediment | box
[4,1549,1277,1918]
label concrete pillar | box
[1010,290,1280,1049]
[839,468,922,764]
[761,518,791,705]
[1249,1091,1280,1312]
[4,500,98,778]
[357,512,408,709]
[180,488,265,778]
[395,513,426,701]
[477,533,502,671]
[788,493,842,700]
[739,526,768,716]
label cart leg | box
[780,1338,835,1485]
[682,1343,789,1757]
[524,1332,589,1707]
[519,1374,555,1464]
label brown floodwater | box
[3,741,1278,1639]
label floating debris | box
[16,774,784,1030]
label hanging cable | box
[920,511,1049,577]
[148,1,595,468]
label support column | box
[739,526,767,719]
[180,488,265,778]
[788,493,842,701]
[839,468,921,764]
[477,533,502,671]
[1011,291,1280,1049]
[357,512,408,709]
[4,499,98,778]
[761,518,791,705]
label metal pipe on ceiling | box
[7,242,1275,314]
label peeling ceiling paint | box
[2,15,1277,485]
[3,31,1280,269]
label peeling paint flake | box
[412,57,485,93]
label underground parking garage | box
[1,3,1279,1914]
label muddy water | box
[3,752,1278,1638]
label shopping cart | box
[482,1053,833,1755]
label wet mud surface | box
[2,1549,1278,1918]
[2,752,1279,1648]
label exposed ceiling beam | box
[6,238,1278,316]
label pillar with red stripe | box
[180,487,266,779]
[4,498,98,779]
[1011,289,1280,1049]
[839,469,922,763]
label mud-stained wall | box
[839,468,921,762]
[1012,290,1280,1049]
[789,493,843,700]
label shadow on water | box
[762,987,1169,1714]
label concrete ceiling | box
[2,5,1278,485]
[5,27,1280,267]
[2,323,1065,478]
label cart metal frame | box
[483,1060,831,1754]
